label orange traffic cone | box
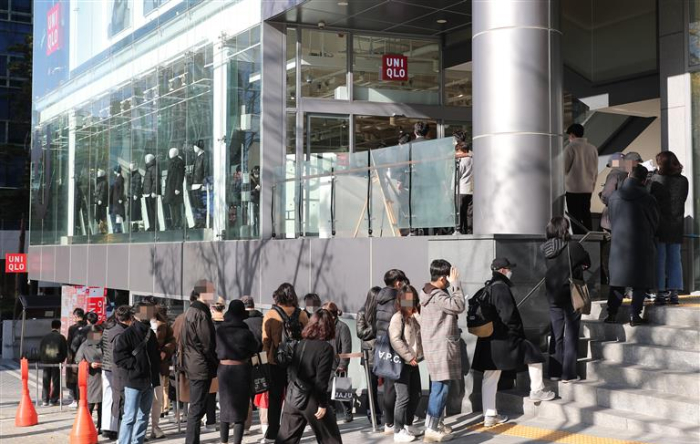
[69,361,98,444]
[15,357,38,427]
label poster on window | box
[60,285,107,337]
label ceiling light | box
[436,19,447,24]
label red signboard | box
[5,253,27,273]
[382,54,408,81]
[86,288,107,324]
[46,3,62,56]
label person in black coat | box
[66,308,87,405]
[164,149,186,230]
[216,300,259,444]
[113,302,161,444]
[355,287,382,424]
[95,169,109,227]
[606,165,659,325]
[322,302,353,423]
[240,296,263,351]
[472,259,555,427]
[541,217,591,382]
[39,320,67,405]
[649,151,689,305]
[142,154,160,231]
[276,309,342,444]
[101,306,131,440]
[110,165,126,233]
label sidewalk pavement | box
[0,361,683,444]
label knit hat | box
[224,299,248,321]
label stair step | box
[555,381,699,425]
[586,300,700,328]
[589,340,700,372]
[583,319,700,350]
[585,360,700,399]
[495,390,700,439]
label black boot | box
[604,311,617,324]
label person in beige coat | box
[564,123,599,234]
[418,260,465,442]
[389,285,424,442]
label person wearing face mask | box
[150,306,176,439]
[303,293,322,318]
[472,258,555,429]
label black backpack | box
[466,283,495,338]
[273,306,303,367]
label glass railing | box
[272,137,458,238]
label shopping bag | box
[251,353,269,394]
[331,373,353,403]
[372,334,403,380]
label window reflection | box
[301,30,347,99]
[444,63,472,107]
[354,116,436,152]
[690,1,700,66]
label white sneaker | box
[384,424,396,435]
[423,428,453,442]
[484,414,508,428]
[394,429,416,442]
[529,389,556,402]
[258,439,275,444]
[406,425,425,436]
[68,401,78,408]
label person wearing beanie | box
[216,300,259,444]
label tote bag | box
[372,334,403,380]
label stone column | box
[472,0,564,235]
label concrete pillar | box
[472,0,564,235]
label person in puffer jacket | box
[39,320,67,405]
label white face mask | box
[150,319,158,332]
[505,270,514,280]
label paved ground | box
[0,360,682,444]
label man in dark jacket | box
[373,269,408,434]
[606,165,660,326]
[114,302,160,444]
[66,308,87,405]
[39,320,67,406]
[240,296,263,351]
[101,305,131,440]
[179,280,218,444]
[164,149,186,229]
[472,259,555,428]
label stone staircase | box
[495,297,700,441]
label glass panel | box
[300,29,347,99]
[691,1,700,67]
[286,28,297,108]
[354,116,435,151]
[409,138,456,229]
[353,35,439,105]
[369,142,411,235]
[225,25,261,240]
[444,63,472,107]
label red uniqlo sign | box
[381,54,408,81]
[5,253,27,273]
[46,3,61,56]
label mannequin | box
[164,147,185,230]
[109,165,125,233]
[191,139,210,228]
[142,153,161,231]
[95,169,108,233]
[250,165,261,236]
[129,162,143,230]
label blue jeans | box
[118,386,154,444]
[426,381,450,429]
[656,242,683,291]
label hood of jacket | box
[377,286,397,305]
[541,238,567,259]
[246,309,263,318]
[419,283,441,305]
[617,178,648,201]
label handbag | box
[251,353,269,395]
[568,243,592,314]
[331,372,353,403]
[372,333,403,380]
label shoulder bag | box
[568,243,591,314]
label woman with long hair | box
[322,301,354,423]
[541,216,591,382]
[276,309,342,444]
[355,286,382,424]
[649,151,689,304]
[388,285,424,442]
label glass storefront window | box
[300,30,348,99]
[691,1,700,66]
[286,28,297,108]
[444,63,472,107]
[353,35,439,105]
[225,26,262,240]
[354,116,436,151]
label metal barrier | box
[338,349,379,433]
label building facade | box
[26,0,700,310]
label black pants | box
[364,368,382,421]
[89,402,102,432]
[275,396,342,444]
[145,196,157,231]
[186,378,211,444]
[265,364,287,440]
[169,203,182,229]
[608,287,645,319]
[601,231,611,285]
[111,374,124,430]
[205,392,217,425]
[382,377,396,426]
[42,367,60,403]
[394,365,421,430]
[68,382,79,401]
[548,305,581,381]
[566,192,592,234]
[220,422,244,444]
[459,194,473,234]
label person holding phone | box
[389,285,424,442]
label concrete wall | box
[2,319,53,361]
